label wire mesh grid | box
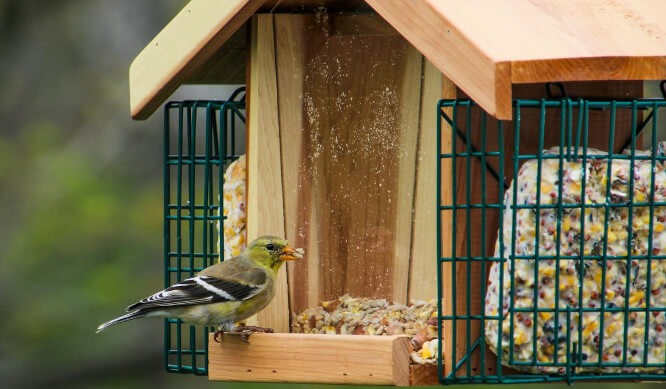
[163,90,245,375]
[437,97,666,384]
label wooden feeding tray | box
[208,333,439,386]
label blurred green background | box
[0,1,662,388]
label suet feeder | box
[130,0,666,385]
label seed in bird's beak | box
[280,246,304,261]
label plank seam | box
[406,55,426,302]
[271,13,292,330]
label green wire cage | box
[163,88,246,375]
[437,93,666,384]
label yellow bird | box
[97,235,302,341]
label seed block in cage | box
[219,154,247,259]
[439,96,666,384]
[486,145,666,374]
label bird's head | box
[246,235,303,271]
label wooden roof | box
[130,0,666,120]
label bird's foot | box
[214,321,237,343]
[234,325,274,343]
[213,329,224,343]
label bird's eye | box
[266,243,275,251]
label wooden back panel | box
[248,13,442,328]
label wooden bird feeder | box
[130,0,666,385]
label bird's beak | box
[280,246,304,261]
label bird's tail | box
[96,310,146,333]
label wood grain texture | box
[129,0,261,119]
[246,15,289,332]
[365,0,666,119]
[208,333,411,386]
[435,0,666,61]
[408,59,442,301]
[391,47,423,304]
[511,57,666,84]
[365,0,510,119]
[274,15,320,314]
[184,23,247,85]
[408,364,439,386]
[258,0,370,12]
[272,13,426,312]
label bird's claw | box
[213,329,224,343]
[235,326,274,343]
[213,325,273,343]
[240,329,252,343]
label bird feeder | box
[129,0,666,385]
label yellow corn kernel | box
[559,276,575,290]
[563,218,571,232]
[607,230,617,243]
[421,344,433,359]
[606,290,615,299]
[583,321,598,338]
[635,192,646,202]
[541,183,553,194]
[514,331,528,345]
[618,230,629,240]
[570,182,581,193]
[543,345,555,355]
[656,223,664,233]
[629,291,645,306]
[590,223,603,233]
[541,267,555,277]
[594,271,602,285]
[606,322,619,335]
[539,312,552,321]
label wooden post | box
[409,60,444,301]
[246,14,289,332]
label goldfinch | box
[97,235,303,340]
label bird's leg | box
[213,321,235,343]
[234,325,274,343]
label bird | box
[96,235,303,342]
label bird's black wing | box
[126,275,264,311]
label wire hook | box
[546,82,568,99]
